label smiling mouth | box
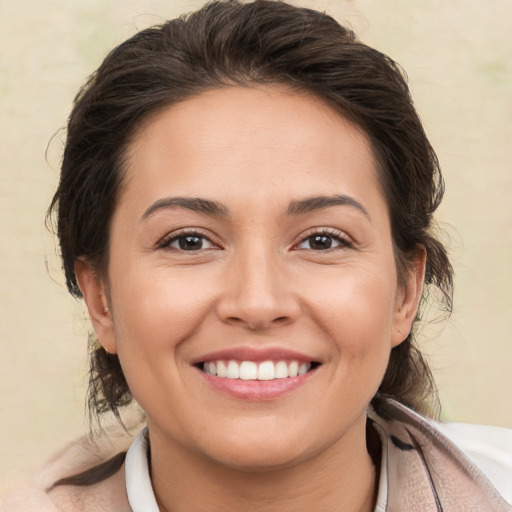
[198,360,320,381]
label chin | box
[209,445,306,473]
[199,424,319,473]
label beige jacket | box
[2,401,511,511]
[0,423,136,512]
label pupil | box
[311,235,332,250]
[179,236,202,250]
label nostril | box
[247,316,292,330]
[216,293,301,330]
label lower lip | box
[196,367,317,400]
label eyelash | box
[295,228,353,251]
[158,230,219,251]
[158,228,352,252]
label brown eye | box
[162,233,215,251]
[297,231,351,251]
[308,235,334,250]
[178,235,205,250]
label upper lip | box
[191,346,320,365]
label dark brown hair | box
[49,0,452,432]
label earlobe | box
[391,247,426,348]
[75,259,118,354]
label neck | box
[148,415,378,512]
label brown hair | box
[49,0,452,431]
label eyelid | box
[157,228,221,250]
[293,227,353,250]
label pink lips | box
[192,346,319,401]
[198,369,316,400]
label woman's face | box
[80,85,423,470]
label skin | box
[77,85,425,511]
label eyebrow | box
[286,194,370,218]
[142,197,228,220]
[142,194,369,220]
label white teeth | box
[217,360,227,378]
[298,362,311,375]
[288,361,299,377]
[227,360,240,379]
[240,361,258,380]
[202,359,314,380]
[257,360,275,380]
[274,361,288,379]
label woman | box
[2,1,510,510]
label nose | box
[216,247,301,330]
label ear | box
[391,247,426,348]
[75,259,118,354]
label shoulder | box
[434,420,512,504]
[370,400,512,511]
[2,470,130,512]
[45,464,131,512]
[1,421,141,512]
[1,487,60,512]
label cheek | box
[107,267,216,414]
[307,264,397,390]
[109,266,215,355]
[309,265,397,342]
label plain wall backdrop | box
[1,0,511,491]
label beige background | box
[1,0,511,491]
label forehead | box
[122,85,383,213]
